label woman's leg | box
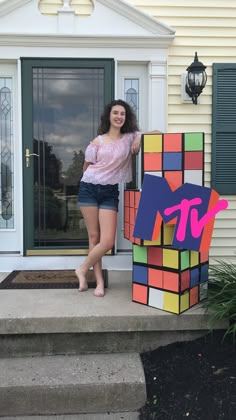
[76,208,117,292]
[76,206,102,291]
[93,208,117,297]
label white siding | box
[129,0,236,261]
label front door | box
[22,58,114,256]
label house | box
[0,0,235,272]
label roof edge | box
[97,0,175,35]
[0,0,31,17]
[0,0,176,37]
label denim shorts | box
[78,182,119,212]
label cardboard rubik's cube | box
[124,132,209,314]
[141,132,204,186]
[124,190,174,246]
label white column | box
[148,61,167,132]
[57,1,75,34]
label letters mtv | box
[133,175,228,252]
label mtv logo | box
[133,175,228,252]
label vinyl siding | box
[129,0,236,261]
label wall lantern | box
[185,52,207,105]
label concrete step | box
[0,414,139,420]
[0,272,228,357]
[0,353,146,417]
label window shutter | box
[212,64,236,194]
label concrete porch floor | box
[0,271,228,418]
[0,271,227,342]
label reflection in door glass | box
[33,68,104,247]
[124,78,140,190]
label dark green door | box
[22,58,114,255]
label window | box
[124,78,139,122]
[0,78,14,228]
[124,78,140,189]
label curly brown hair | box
[97,99,139,135]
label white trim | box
[17,58,23,255]
[114,59,118,98]
[0,62,22,251]
[0,34,174,48]
[0,0,175,38]
[0,254,133,272]
[116,62,149,252]
[97,0,175,35]
[148,61,167,132]
[0,0,31,17]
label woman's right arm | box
[83,161,91,173]
[83,137,100,172]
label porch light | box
[185,52,207,105]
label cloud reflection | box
[33,67,104,170]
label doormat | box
[0,269,108,289]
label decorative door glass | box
[0,78,14,229]
[33,67,104,247]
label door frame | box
[21,57,114,256]
[116,62,149,252]
[0,62,22,253]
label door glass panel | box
[124,78,139,122]
[124,78,140,189]
[0,78,14,229]
[33,67,104,247]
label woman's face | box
[109,105,126,129]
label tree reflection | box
[33,137,85,238]
[1,161,12,220]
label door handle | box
[25,148,39,168]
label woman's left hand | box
[131,134,141,154]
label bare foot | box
[75,269,88,292]
[93,285,105,297]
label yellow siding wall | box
[129,0,236,260]
[39,0,94,16]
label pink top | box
[81,132,139,185]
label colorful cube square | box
[184,151,203,170]
[164,171,183,189]
[163,152,182,171]
[143,134,162,152]
[184,133,204,151]
[148,287,164,309]
[163,271,179,292]
[190,286,199,307]
[148,270,163,289]
[132,283,148,305]
[133,264,148,285]
[147,247,163,266]
[133,244,147,264]
[190,267,200,287]
[184,170,204,186]
[163,133,182,152]
[200,263,209,282]
[162,248,190,270]
[144,153,162,171]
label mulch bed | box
[139,330,236,420]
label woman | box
[76,99,141,297]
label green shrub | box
[206,259,236,341]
